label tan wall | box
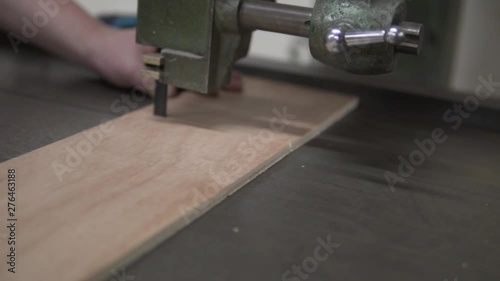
[450,0,500,95]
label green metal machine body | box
[137,0,423,115]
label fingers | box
[168,85,181,97]
[222,71,243,92]
[142,71,243,98]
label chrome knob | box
[325,21,424,55]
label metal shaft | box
[239,1,312,38]
[345,30,387,46]
[324,23,422,55]
[395,21,424,55]
[154,81,168,117]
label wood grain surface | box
[0,76,357,281]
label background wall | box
[74,0,137,15]
[75,0,500,95]
[450,0,500,93]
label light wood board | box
[0,76,358,281]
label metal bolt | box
[325,22,423,55]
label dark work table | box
[1,43,499,281]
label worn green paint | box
[137,0,251,93]
[309,0,407,74]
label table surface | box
[1,44,499,281]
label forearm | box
[0,0,108,66]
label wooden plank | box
[0,76,358,281]
[142,53,164,66]
[141,68,161,81]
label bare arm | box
[0,0,241,92]
[1,1,107,67]
[0,0,154,88]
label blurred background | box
[76,0,500,106]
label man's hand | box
[88,28,242,94]
[87,27,155,90]
[0,0,242,94]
